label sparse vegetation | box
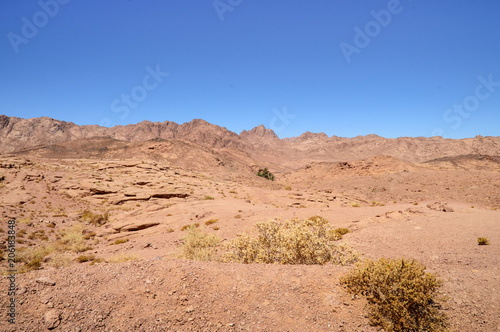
[478,237,490,245]
[205,219,218,226]
[334,227,350,236]
[203,195,215,200]
[166,228,175,233]
[80,210,109,226]
[107,254,139,263]
[224,216,358,265]
[16,246,54,272]
[341,258,448,332]
[76,254,96,263]
[179,226,220,261]
[257,168,274,181]
[57,224,92,253]
[284,185,292,191]
[111,238,129,245]
[181,223,200,231]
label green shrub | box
[341,258,448,332]
[224,216,358,265]
[257,168,274,181]
[478,237,490,245]
[179,227,220,261]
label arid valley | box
[0,115,499,331]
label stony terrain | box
[0,116,499,331]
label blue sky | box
[1,0,499,139]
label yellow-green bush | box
[179,226,220,261]
[57,224,91,253]
[224,216,358,265]
[16,246,54,272]
[80,210,109,226]
[341,258,448,332]
[477,237,490,245]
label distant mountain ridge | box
[1,115,499,167]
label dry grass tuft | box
[205,219,218,226]
[57,224,92,253]
[477,237,490,245]
[80,210,109,226]
[107,254,139,263]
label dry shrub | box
[341,258,449,332]
[335,227,350,236]
[205,219,218,226]
[107,254,139,263]
[48,253,73,269]
[180,226,220,261]
[57,224,91,253]
[16,246,54,272]
[80,210,109,226]
[76,254,95,263]
[477,237,490,245]
[111,238,129,245]
[224,216,358,265]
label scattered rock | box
[36,277,56,286]
[43,309,61,330]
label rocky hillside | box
[1,115,499,168]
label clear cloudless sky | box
[1,0,499,138]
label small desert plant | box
[179,226,220,261]
[181,223,200,231]
[16,246,54,272]
[341,258,449,332]
[284,185,292,191]
[205,219,218,226]
[111,238,129,245]
[335,228,350,236]
[80,210,109,226]
[477,237,490,245]
[202,195,215,200]
[83,231,96,240]
[257,168,274,181]
[351,203,360,207]
[49,254,73,269]
[18,218,32,224]
[224,216,358,265]
[107,254,139,263]
[57,224,91,253]
[166,228,175,233]
[76,254,96,263]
